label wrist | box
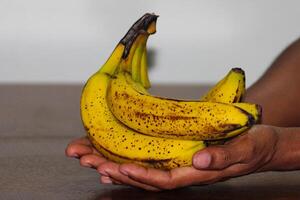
[261,127,300,171]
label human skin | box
[65,38,300,191]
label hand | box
[95,125,279,191]
[65,136,117,184]
[65,125,279,191]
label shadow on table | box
[93,184,300,200]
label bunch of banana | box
[80,13,261,170]
[81,14,206,170]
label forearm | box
[262,127,300,171]
[245,38,300,126]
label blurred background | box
[1,0,300,86]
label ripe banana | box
[140,47,151,89]
[201,68,245,103]
[200,68,261,123]
[107,71,255,140]
[233,102,261,122]
[200,68,261,145]
[81,13,206,170]
[200,68,261,122]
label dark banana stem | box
[120,13,158,59]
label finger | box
[73,137,101,155]
[65,136,101,157]
[98,162,160,191]
[80,154,107,169]
[100,175,112,184]
[100,176,122,185]
[119,164,172,189]
[65,142,93,158]
[120,164,223,189]
[193,135,255,170]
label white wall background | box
[1,0,300,86]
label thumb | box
[192,143,247,170]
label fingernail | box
[83,162,92,168]
[193,152,212,169]
[72,154,79,158]
[101,176,112,184]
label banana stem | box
[120,13,158,59]
[98,44,125,75]
[119,33,149,73]
[99,13,157,77]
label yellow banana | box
[140,47,151,89]
[201,68,245,103]
[107,71,255,140]
[131,33,148,83]
[201,68,261,145]
[204,103,261,145]
[200,68,261,122]
[97,138,205,169]
[81,13,206,170]
[233,102,261,122]
[120,33,148,75]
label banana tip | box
[232,68,245,75]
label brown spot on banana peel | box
[83,125,89,131]
[134,111,197,121]
[120,13,158,59]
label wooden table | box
[1,84,300,200]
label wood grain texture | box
[1,84,300,200]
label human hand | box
[64,136,160,189]
[95,125,279,191]
[65,125,279,191]
[65,136,117,184]
[64,136,168,189]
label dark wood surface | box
[1,84,300,200]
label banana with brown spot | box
[201,68,261,145]
[201,68,245,103]
[107,71,255,141]
[82,71,205,170]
